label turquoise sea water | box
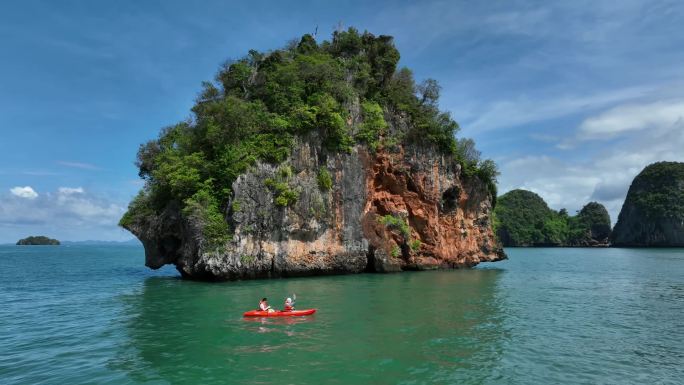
[0,245,682,384]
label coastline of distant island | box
[8,238,141,246]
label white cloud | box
[0,187,126,241]
[499,157,623,224]
[463,85,653,134]
[55,191,122,221]
[578,99,684,139]
[498,108,684,223]
[58,187,85,195]
[22,170,60,176]
[484,8,550,36]
[10,186,38,199]
[57,161,101,170]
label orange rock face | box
[128,139,504,280]
[361,147,505,270]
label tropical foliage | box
[629,161,684,219]
[120,28,498,245]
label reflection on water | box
[112,269,506,384]
[242,315,318,336]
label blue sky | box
[1,0,683,242]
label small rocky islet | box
[119,28,504,280]
[16,236,60,245]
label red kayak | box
[243,309,316,317]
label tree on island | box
[16,236,60,245]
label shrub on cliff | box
[317,167,333,191]
[378,214,410,239]
[356,101,388,151]
[183,184,231,249]
[121,28,498,244]
[264,166,300,207]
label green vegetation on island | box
[622,161,684,220]
[612,161,684,246]
[16,236,60,245]
[494,189,611,247]
[120,28,498,247]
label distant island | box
[16,236,60,245]
[612,161,684,246]
[495,161,684,248]
[494,189,611,247]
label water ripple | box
[0,246,683,384]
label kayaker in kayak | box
[258,298,274,313]
[283,294,296,311]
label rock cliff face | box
[611,162,684,247]
[121,28,505,280]
[127,136,504,279]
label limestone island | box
[494,189,611,247]
[16,236,60,245]
[612,161,684,247]
[119,28,505,280]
